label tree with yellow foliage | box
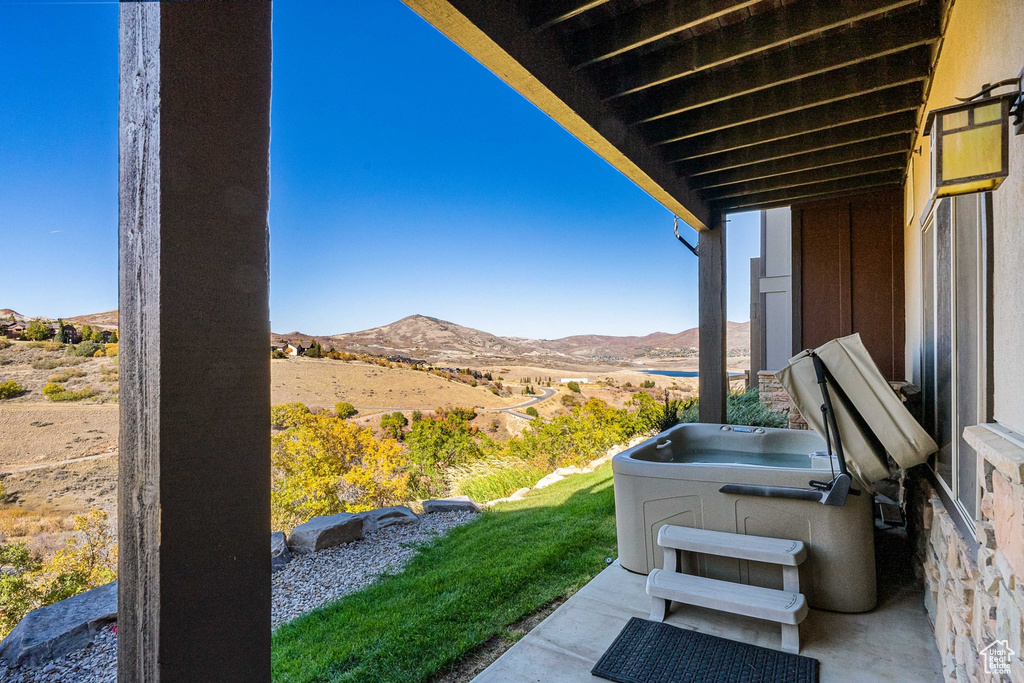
[342,434,408,512]
[271,410,410,531]
[37,509,118,605]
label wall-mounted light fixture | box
[924,89,1017,197]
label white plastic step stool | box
[647,525,809,653]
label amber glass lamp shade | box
[925,95,1012,197]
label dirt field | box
[270,357,522,410]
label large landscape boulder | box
[287,512,364,554]
[357,506,418,533]
[0,580,117,668]
[271,531,292,572]
[422,496,481,513]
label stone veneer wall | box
[912,426,1024,682]
[756,370,807,430]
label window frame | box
[919,193,994,535]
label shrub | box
[104,343,118,357]
[561,393,578,408]
[26,341,62,351]
[525,406,539,418]
[0,338,10,350]
[272,349,287,359]
[410,410,423,423]
[49,368,86,383]
[0,381,24,400]
[379,412,408,441]
[41,382,97,402]
[640,380,656,389]
[335,402,358,419]
[566,381,581,393]
[271,402,311,429]
[74,340,100,357]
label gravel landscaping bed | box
[0,511,476,682]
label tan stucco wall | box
[904,0,1024,433]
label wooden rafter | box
[702,154,908,200]
[619,4,942,124]
[531,0,613,31]
[568,0,759,68]
[710,170,903,211]
[645,47,931,145]
[597,0,919,98]
[664,88,922,165]
[690,135,913,189]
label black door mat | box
[591,617,819,683]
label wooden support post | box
[118,2,272,680]
[698,216,727,423]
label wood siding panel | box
[795,189,904,380]
[799,200,850,346]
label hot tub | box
[613,422,876,613]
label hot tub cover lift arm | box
[719,353,861,507]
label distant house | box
[283,344,303,357]
[63,324,82,344]
[4,323,25,339]
[559,378,589,384]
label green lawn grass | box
[271,464,617,682]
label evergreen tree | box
[54,320,67,345]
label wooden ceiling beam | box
[663,87,922,164]
[645,48,931,145]
[710,170,903,212]
[598,0,918,98]
[531,0,614,31]
[620,4,942,124]
[568,0,759,68]
[690,134,913,189]
[702,154,908,200]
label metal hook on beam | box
[673,216,698,257]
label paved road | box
[0,451,117,476]
[350,386,558,419]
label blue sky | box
[0,0,759,339]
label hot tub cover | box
[778,334,937,486]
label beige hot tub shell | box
[612,423,877,613]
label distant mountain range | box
[0,309,119,328]
[4,308,749,363]
[274,314,749,364]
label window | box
[920,193,992,529]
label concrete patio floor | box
[474,558,942,682]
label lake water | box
[639,370,745,378]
